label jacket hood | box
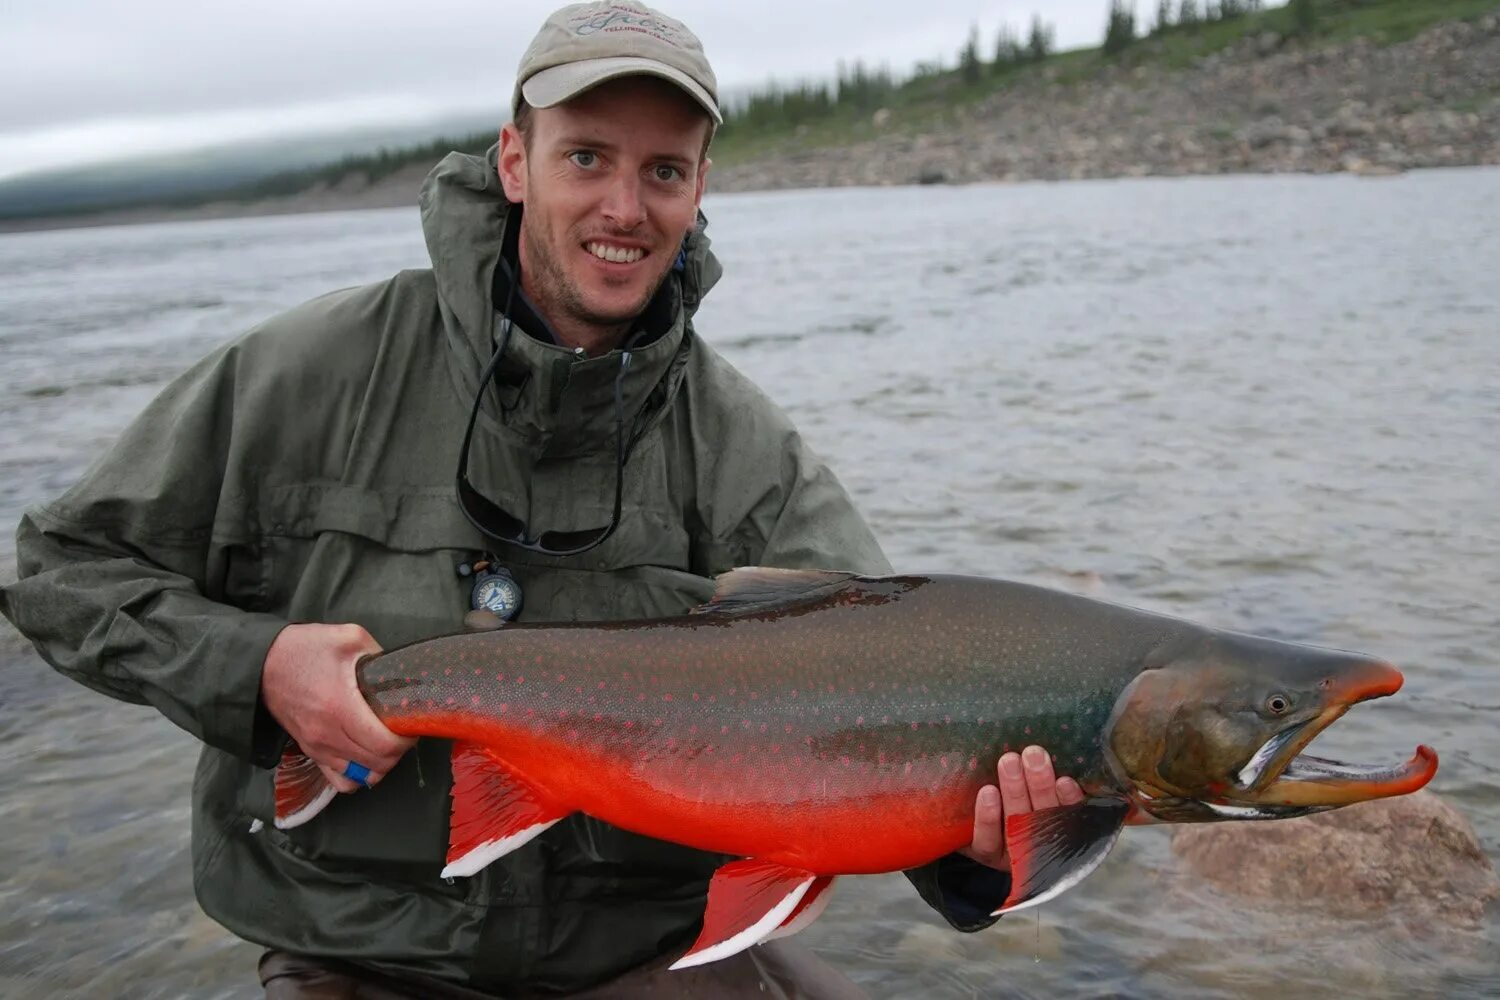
[418,144,722,458]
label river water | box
[1,170,1497,998]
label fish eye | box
[1265,693,1292,715]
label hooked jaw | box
[1230,657,1437,808]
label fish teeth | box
[586,241,644,264]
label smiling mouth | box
[585,241,647,264]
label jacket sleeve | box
[698,406,1004,931]
[1,340,290,767]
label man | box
[1,2,1080,996]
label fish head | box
[1105,629,1437,821]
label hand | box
[261,623,414,794]
[961,745,1085,871]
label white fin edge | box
[440,818,560,879]
[989,827,1121,917]
[668,876,815,971]
[764,878,836,941]
[274,785,338,830]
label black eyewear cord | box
[455,283,633,557]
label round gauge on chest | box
[471,566,523,621]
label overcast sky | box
[1,0,1136,180]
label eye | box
[1265,693,1292,716]
[568,151,599,169]
[653,164,684,182]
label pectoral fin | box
[670,860,819,970]
[991,797,1130,916]
[765,875,836,941]
[273,743,337,830]
[442,741,570,878]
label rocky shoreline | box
[6,15,1498,233]
[711,14,1500,191]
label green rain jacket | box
[3,146,993,994]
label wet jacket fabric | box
[3,145,994,994]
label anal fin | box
[765,875,836,941]
[274,742,337,830]
[669,860,818,970]
[442,741,570,878]
[991,797,1129,916]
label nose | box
[601,172,647,230]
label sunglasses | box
[455,308,633,557]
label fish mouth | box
[1228,659,1438,808]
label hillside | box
[3,0,1498,232]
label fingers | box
[997,751,1031,819]
[970,784,1002,858]
[999,746,1081,815]
[1022,745,1062,810]
[318,760,363,795]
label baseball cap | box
[514,1,722,124]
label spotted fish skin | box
[356,573,1180,873]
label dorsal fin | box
[690,567,858,617]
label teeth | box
[586,242,644,264]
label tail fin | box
[274,743,337,829]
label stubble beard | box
[521,221,671,341]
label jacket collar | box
[419,143,720,458]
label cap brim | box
[521,56,723,125]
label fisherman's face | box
[498,77,711,353]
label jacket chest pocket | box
[263,484,485,647]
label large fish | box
[274,569,1437,968]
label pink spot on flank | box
[969,757,978,771]
[471,696,480,706]
[785,724,793,733]
[1076,756,1085,764]
[878,751,888,765]
[904,762,913,775]
[910,722,919,731]
[594,712,603,722]
[400,698,409,708]
[856,716,865,726]
[541,691,549,699]
[759,723,768,733]
[840,756,851,767]
[1024,726,1031,735]
[692,693,700,701]
[557,674,565,682]
[474,668,482,676]
[499,703,509,713]
[495,673,505,682]
[940,756,949,770]
[721,726,730,734]
[664,694,673,702]
[689,724,698,734]
[446,697,455,705]
[420,670,429,678]
[653,719,662,727]
[1061,723,1070,731]
[516,676,525,684]
[568,729,580,741]
[597,681,606,690]
[624,721,634,729]
[444,668,452,676]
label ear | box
[498,122,527,203]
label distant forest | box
[4,0,1493,221]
